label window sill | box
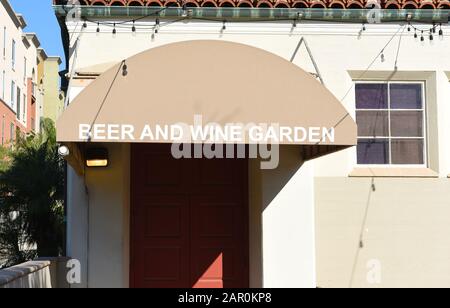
[349,168,439,178]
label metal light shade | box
[85,148,109,168]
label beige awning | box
[57,40,356,150]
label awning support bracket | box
[290,37,325,86]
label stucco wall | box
[315,177,450,288]
[66,143,130,288]
[43,57,63,122]
[64,18,450,288]
[249,146,316,288]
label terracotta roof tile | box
[53,0,450,9]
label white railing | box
[0,257,70,288]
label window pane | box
[391,139,424,165]
[390,84,423,109]
[390,111,423,137]
[357,139,389,164]
[356,111,389,137]
[355,84,388,109]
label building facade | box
[42,56,64,123]
[55,1,450,288]
[0,1,44,143]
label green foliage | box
[0,119,65,268]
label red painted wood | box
[131,144,249,288]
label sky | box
[9,0,65,67]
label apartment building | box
[0,0,40,143]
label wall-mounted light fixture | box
[85,148,109,168]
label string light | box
[380,50,385,63]
[408,22,443,43]
[155,17,160,34]
[80,12,444,45]
[181,2,188,18]
[122,61,128,76]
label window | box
[22,94,26,123]
[2,27,5,58]
[355,82,426,166]
[16,87,21,121]
[11,39,15,69]
[1,70,4,101]
[10,81,15,109]
[1,117,3,145]
[10,122,14,142]
[23,57,27,83]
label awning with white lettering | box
[57,40,356,161]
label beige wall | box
[43,57,63,122]
[67,144,317,288]
[249,146,316,288]
[67,143,130,288]
[315,177,450,288]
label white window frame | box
[1,70,4,101]
[10,80,15,110]
[11,39,15,70]
[355,80,428,168]
[22,93,26,124]
[16,86,21,121]
[2,27,6,59]
[23,57,27,84]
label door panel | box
[131,144,249,288]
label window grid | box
[355,81,427,167]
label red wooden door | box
[131,144,249,288]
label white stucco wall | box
[63,17,450,288]
[259,150,316,288]
[66,143,130,288]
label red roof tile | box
[53,1,450,9]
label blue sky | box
[9,0,65,67]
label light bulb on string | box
[439,23,443,37]
[380,50,385,63]
[429,30,434,41]
[222,20,226,32]
[132,20,136,33]
[155,18,160,34]
[181,3,188,17]
[112,23,117,35]
[96,22,100,33]
[421,30,424,42]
